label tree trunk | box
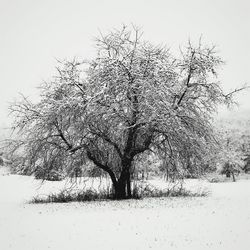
[232,172,236,182]
[86,150,133,199]
[126,171,132,198]
[114,180,126,199]
[88,151,133,199]
[112,165,132,199]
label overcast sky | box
[0,0,250,132]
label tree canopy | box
[9,26,240,198]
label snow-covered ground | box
[0,167,250,250]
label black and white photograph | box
[0,0,250,249]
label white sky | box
[0,0,250,131]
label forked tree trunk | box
[111,166,132,199]
[89,150,133,199]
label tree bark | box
[114,180,126,199]
[86,150,133,199]
[232,172,236,182]
[126,171,132,198]
[113,163,132,199]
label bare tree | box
[9,25,243,199]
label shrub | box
[31,183,209,204]
[34,166,65,181]
[31,188,113,203]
